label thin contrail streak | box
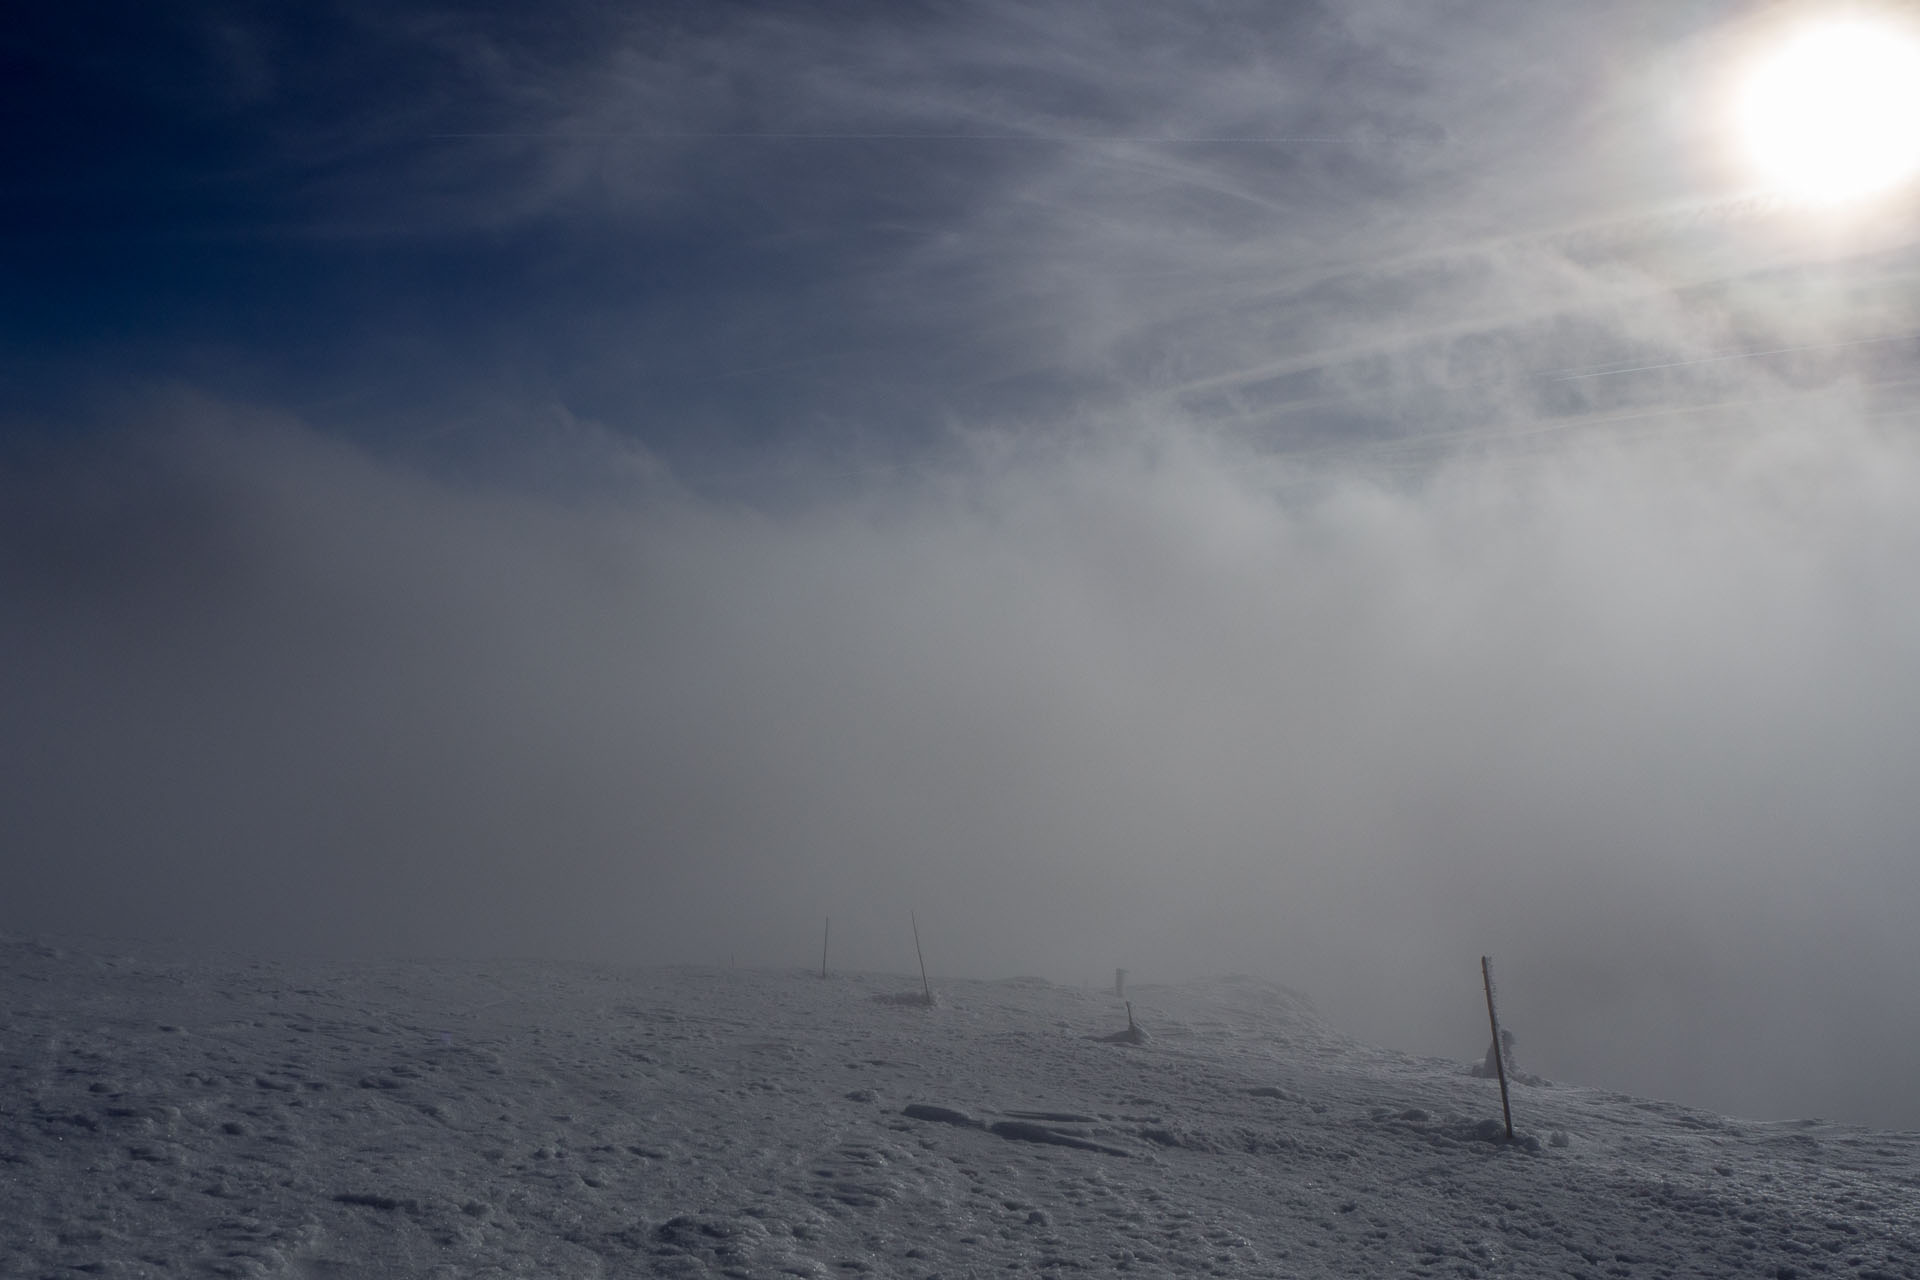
[1542,330,1920,382]
[426,131,1341,143]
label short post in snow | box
[821,917,830,979]
[1481,955,1515,1141]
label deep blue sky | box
[10,0,1920,1129]
[6,0,1152,463]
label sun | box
[1735,14,1920,204]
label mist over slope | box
[11,0,1920,1133]
[6,407,1920,1130]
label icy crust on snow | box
[3,936,1919,1279]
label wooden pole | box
[911,911,931,1004]
[1481,955,1514,1141]
[821,917,830,979]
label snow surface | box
[3,933,1918,1279]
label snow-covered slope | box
[3,934,1916,1279]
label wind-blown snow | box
[3,934,1916,1278]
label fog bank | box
[6,402,1920,1126]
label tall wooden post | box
[1481,955,1514,1141]
[911,912,931,1004]
[821,917,830,979]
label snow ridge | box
[2,935,1917,1278]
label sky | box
[7,0,1920,1128]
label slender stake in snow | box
[911,911,931,1004]
[1482,955,1514,1141]
[821,917,830,979]
[1126,1000,1135,1032]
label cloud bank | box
[7,397,1920,1129]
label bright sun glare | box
[1737,15,1920,204]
